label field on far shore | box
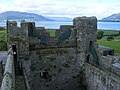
[97,29,120,54]
[97,39,120,53]
[97,29,120,35]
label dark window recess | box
[81,85,87,90]
[40,71,51,79]
[109,51,114,55]
[12,45,19,75]
[90,41,92,45]
[53,65,57,68]
[103,50,114,56]
[28,23,34,36]
[103,51,108,56]
[12,45,17,60]
[87,55,90,61]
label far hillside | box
[101,13,120,22]
[0,11,52,21]
[0,11,72,22]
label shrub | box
[107,36,114,41]
[97,31,104,39]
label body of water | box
[97,22,120,30]
[0,21,120,30]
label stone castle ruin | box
[1,17,120,90]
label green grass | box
[114,36,120,39]
[97,39,120,53]
[97,30,120,54]
[0,30,7,51]
[47,29,57,37]
[97,29,119,36]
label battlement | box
[7,21,77,49]
[7,17,97,50]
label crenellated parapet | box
[7,21,77,49]
[6,17,99,68]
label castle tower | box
[73,16,97,67]
[6,21,17,44]
[21,21,35,37]
[7,21,37,63]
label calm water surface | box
[0,21,120,30]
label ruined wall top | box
[7,16,97,49]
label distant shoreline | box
[0,20,120,22]
[98,29,120,31]
[98,20,120,22]
[0,21,120,30]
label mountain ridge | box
[101,13,120,22]
[0,11,52,21]
[0,11,72,22]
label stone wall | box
[73,16,97,67]
[29,25,76,49]
[23,48,84,90]
[85,62,120,90]
[99,56,120,76]
[1,46,15,90]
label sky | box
[0,0,120,19]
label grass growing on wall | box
[97,39,120,53]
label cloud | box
[0,0,120,19]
